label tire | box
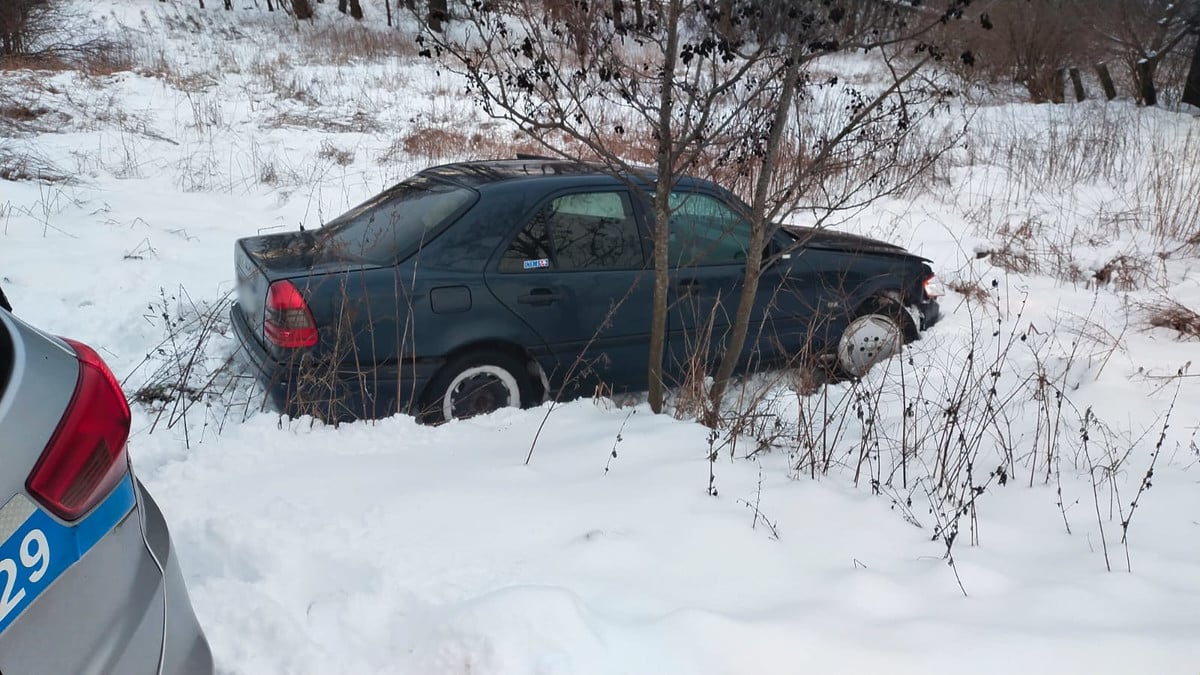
[421,351,533,423]
[834,306,907,379]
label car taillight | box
[26,339,131,521]
[923,274,945,299]
[264,280,317,348]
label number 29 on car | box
[0,475,136,633]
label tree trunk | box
[715,0,735,42]
[707,49,801,421]
[1050,68,1065,103]
[1096,62,1117,100]
[224,0,232,9]
[647,0,683,415]
[1069,67,1086,101]
[384,0,392,27]
[348,0,362,19]
[428,0,447,32]
[547,0,588,60]
[709,56,931,419]
[1136,58,1158,106]
[292,0,313,19]
[1184,38,1200,108]
[338,0,347,13]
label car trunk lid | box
[234,232,366,346]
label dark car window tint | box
[499,191,644,273]
[499,216,553,273]
[317,175,476,265]
[667,192,752,267]
[545,192,643,271]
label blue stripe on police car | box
[0,475,137,635]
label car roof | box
[421,158,713,192]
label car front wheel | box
[835,311,905,378]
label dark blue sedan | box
[231,159,941,422]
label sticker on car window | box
[522,258,550,270]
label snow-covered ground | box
[2,2,1199,673]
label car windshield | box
[319,175,477,265]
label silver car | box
[0,294,212,673]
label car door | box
[485,188,655,398]
[660,189,846,379]
[660,190,762,380]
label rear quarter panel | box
[314,185,550,354]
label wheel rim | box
[443,365,521,420]
[837,314,902,377]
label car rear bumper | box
[0,479,212,674]
[230,303,441,421]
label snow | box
[3,1,1200,673]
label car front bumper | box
[915,298,941,332]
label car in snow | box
[231,158,941,423]
[0,292,213,673]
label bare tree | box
[292,0,314,20]
[935,0,1087,102]
[1185,31,1200,107]
[426,0,447,33]
[704,4,972,418]
[1090,0,1199,105]
[416,0,792,411]
[337,0,364,20]
[1,0,122,65]
[416,0,969,417]
[0,0,48,56]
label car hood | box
[782,225,928,261]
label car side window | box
[499,191,644,272]
[667,192,752,267]
[546,192,643,271]
[499,215,553,273]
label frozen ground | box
[2,2,1199,673]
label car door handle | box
[518,289,563,306]
[677,279,701,296]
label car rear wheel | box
[423,351,532,423]
[835,310,905,378]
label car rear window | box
[319,175,477,265]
